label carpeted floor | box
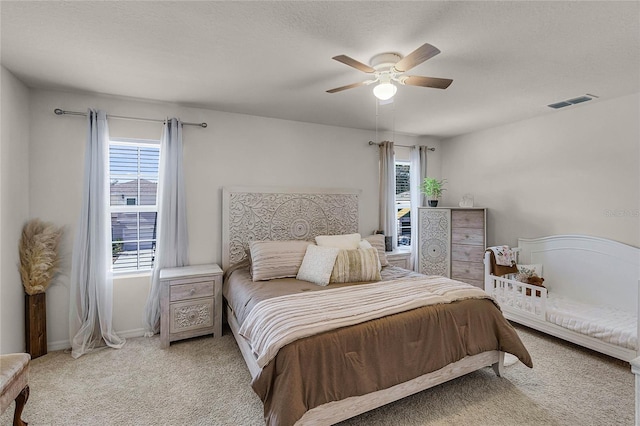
[1,324,633,425]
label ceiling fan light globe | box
[373,83,397,100]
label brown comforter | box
[224,265,532,426]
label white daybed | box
[484,234,640,362]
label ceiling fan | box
[326,43,453,100]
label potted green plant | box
[420,177,446,207]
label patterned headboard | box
[222,186,360,269]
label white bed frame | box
[222,186,505,425]
[484,234,640,362]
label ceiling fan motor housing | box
[370,52,402,71]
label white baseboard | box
[47,327,148,353]
[117,328,147,339]
[48,339,71,352]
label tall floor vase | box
[25,293,47,359]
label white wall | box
[0,67,30,354]
[393,136,442,178]
[27,88,423,348]
[15,84,639,353]
[440,93,640,248]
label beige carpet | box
[1,324,633,425]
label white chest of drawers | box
[417,208,487,288]
[159,264,223,348]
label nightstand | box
[386,249,411,269]
[159,263,223,349]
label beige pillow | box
[296,245,341,286]
[249,240,312,281]
[330,247,382,284]
[315,233,361,250]
[363,234,389,267]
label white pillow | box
[517,264,543,277]
[296,245,341,286]
[359,240,373,249]
[315,233,361,250]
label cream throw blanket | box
[239,275,493,368]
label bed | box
[222,186,532,425]
[484,235,640,362]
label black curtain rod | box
[368,141,435,151]
[54,108,207,128]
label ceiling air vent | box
[548,101,572,109]
[547,94,598,109]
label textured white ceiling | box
[1,1,639,138]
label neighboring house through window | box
[109,139,160,273]
[395,161,411,247]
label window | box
[109,139,160,273]
[395,161,411,247]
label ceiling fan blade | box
[332,55,376,73]
[326,81,367,93]
[394,43,441,72]
[402,75,453,89]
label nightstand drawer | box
[387,258,409,268]
[386,249,411,269]
[169,297,214,334]
[170,280,214,302]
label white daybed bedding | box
[546,296,637,351]
[485,234,640,361]
[494,289,637,351]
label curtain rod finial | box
[201,123,208,128]
[54,108,64,115]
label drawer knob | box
[190,288,196,295]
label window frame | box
[395,160,412,248]
[109,137,160,275]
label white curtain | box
[409,146,429,270]
[378,141,396,250]
[69,109,125,358]
[144,118,189,335]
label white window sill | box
[113,271,151,280]
[393,246,412,253]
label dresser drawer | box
[451,244,485,263]
[170,280,214,302]
[451,210,484,229]
[169,297,214,334]
[459,279,484,289]
[451,227,484,246]
[451,261,484,281]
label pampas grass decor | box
[19,218,63,295]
